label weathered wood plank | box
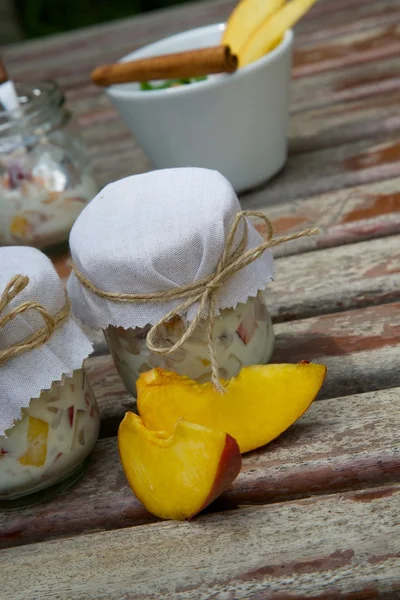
[269,238,400,321]
[53,61,400,187]
[258,184,400,256]
[295,0,400,43]
[49,179,400,283]
[239,135,400,207]
[293,22,400,78]
[69,126,400,201]
[3,0,400,78]
[69,83,400,163]
[53,231,400,321]
[2,0,399,152]
[2,485,399,599]
[89,342,400,432]
[71,84,400,175]
[273,302,399,361]
[65,77,400,197]
[291,54,400,113]
[4,5,400,202]
[290,90,400,153]
[0,2,398,596]
[69,80,400,172]
[1,387,398,550]
[84,302,400,433]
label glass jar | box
[0,368,100,507]
[0,81,97,249]
[105,291,274,397]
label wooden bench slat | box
[50,180,400,285]
[269,236,400,320]
[2,484,399,599]
[290,90,400,154]
[293,22,400,78]
[4,19,400,202]
[48,52,400,159]
[240,135,400,208]
[63,70,400,190]
[273,302,399,362]
[1,386,398,550]
[69,85,400,162]
[1,2,398,596]
[69,84,400,177]
[84,302,400,431]
[257,179,400,256]
[4,0,400,73]
[80,128,400,199]
[4,0,398,74]
[56,233,400,321]
[296,0,400,43]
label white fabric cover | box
[0,246,93,435]
[67,168,275,330]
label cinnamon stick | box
[91,45,238,87]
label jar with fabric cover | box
[0,246,99,507]
[67,168,315,396]
[0,81,97,248]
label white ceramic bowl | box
[107,24,293,193]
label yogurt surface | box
[0,368,100,499]
[106,292,275,396]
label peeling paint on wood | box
[1,388,398,550]
[82,303,400,433]
[1,0,399,596]
[1,487,399,599]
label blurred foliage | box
[15,0,191,38]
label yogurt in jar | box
[0,368,100,500]
[0,81,97,249]
[105,292,274,396]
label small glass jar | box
[0,81,97,249]
[0,368,100,507]
[105,291,274,396]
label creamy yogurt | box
[105,292,274,396]
[0,368,100,500]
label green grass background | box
[15,0,191,38]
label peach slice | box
[222,0,285,56]
[137,362,327,453]
[239,0,318,67]
[18,417,49,467]
[118,413,241,520]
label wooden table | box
[1,0,400,597]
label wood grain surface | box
[2,485,399,599]
[1,387,398,550]
[0,0,399,597]
[84,302,400,435]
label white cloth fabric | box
[0,246,93,435]
[67,168,275,330]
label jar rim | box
[0,80,65,134]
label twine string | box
[72,211,319,392]
[0,275,70,365]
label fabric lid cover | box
[67,168,275,330]
[0,246,93,435]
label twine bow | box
[0,275,71,365]
[72,211,318,392]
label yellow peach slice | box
[118,413,241,520]
[10,215,32,240]
[137,362,327,453]
[19,417,49,467]
[239,0,318,67]
[222,0,285,56]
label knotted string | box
[72,211,318,392]
[0,275,71,365]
